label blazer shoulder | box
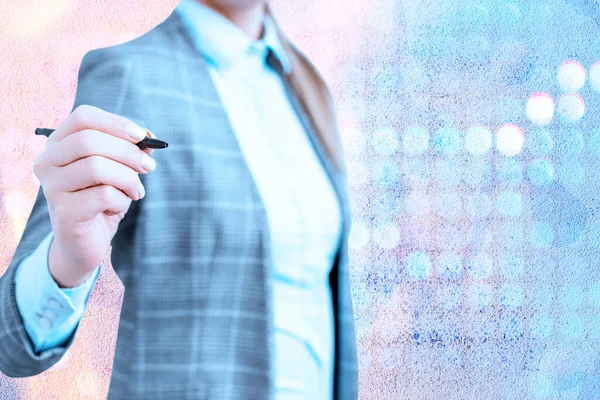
[79,9,182,74]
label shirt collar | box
[175,0,292,74]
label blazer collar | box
[173,0,291,74]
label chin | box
[205,0,265,9]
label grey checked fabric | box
[0,8,357,400]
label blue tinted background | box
[339,0,600,398]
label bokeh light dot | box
[463,159,492,188]
[555,129,584,156]
[344,127,367,155]
[496,124,524,156]
[467,252,494,279]
[497,159,523,186]
[467,223,493,248]
[401,66,430,91]
[458,2,491,31]
[557,314,584,339]
[347,162,369,186]
[526,93,555,126]
[499,312,524,340]
[557,93,585,122]
[557,60,586,92]
[526,128,554,156]
[557,284,584,310]
[403,126,429,155]
[435,192,462,220]
[498,222,524,247]
[496,190,522,217]
[438,346,462,370]
[409,346,431,372]
[498,96,523,121]
[527,159,554,186]
[466,191,492,218]
[373,222,400,249]
[372,159,399,187]
[470,315,495,343]
[499,3,522,32]
[465,126,492,155]
[374,190,403,217]
[371,127,399,156]
[438,285,462,309]
[348,221,370,249]
[377,347,401,370]
[529,220,554,248]
[557,160,585,189]
[433,127,462,156]
[463,35,491,62]
[530,287,553,310]
[467,346,493,368]
[404,192,431,218]
[405,158,431,187]
[499,284,524,308]
[530,373,553,398]
[560,255,587,281]
[469,284,493,309]
[436,252,463,280]
[405,251,432,280]
[436,224,464,251]
[529,314,553,339]
[434,159,463,187]
[499,253,524,279]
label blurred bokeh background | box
[2,0,600,398]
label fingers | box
[47,155,145,201]
[66,184,133,221]
[43,129,156,174]
[49,104,149,145]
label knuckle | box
[71,105,93,125]
[99,185,115,204]
[73,131,94,155]
[85,156,104,184]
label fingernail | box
[141,153,156,172]
[138,184,145,199]
[126,123,147,141]
[146,129,157,139]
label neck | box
[195,1,266,40]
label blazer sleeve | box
[0,45,144,378]
[13,229,101,354]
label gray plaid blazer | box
[0,6,358,400]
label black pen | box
[34,127,169,150]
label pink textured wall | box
[0,0,376,398]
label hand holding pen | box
[33,105,167,288]
[35,127,168,150]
